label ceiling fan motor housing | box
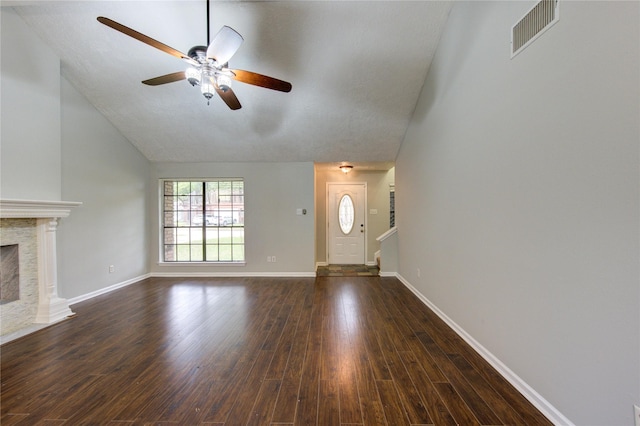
[186,46,233,94]
[188,46,208,62]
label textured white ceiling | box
[8,1,452,163]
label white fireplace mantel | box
[1,198,82,326]
[0,199,82,219]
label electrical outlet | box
[634,404,640,426]
[417,268,421,278]
[109,265,115,273]
[267,256,272,263]
[272,256,276,262]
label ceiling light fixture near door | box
[340,165,353,174]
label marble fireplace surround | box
[0,199,81,343]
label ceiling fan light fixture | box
[185,67,201,86]
[97,0,291,111]
[201,76,216,102]
[216,74,232,92]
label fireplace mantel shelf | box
[0,199,82,219]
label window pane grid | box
[162,179,244,262]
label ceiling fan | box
[97,1,292,110]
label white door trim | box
[326,182,367,264]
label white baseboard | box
[68,273,151,306]
[151,272,316,278]
[68,271,316,307]
[316,261,378,268]
[379,271,397,277]
[395,273,573,426]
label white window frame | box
[159,179,245,265]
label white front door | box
[328,183,366,264]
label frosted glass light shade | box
[216,74,232,92]
[201,76,215,100]
[185,67,201,86]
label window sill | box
[157,262,246,267]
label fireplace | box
[1,244,20,303]
[0,199,81,341]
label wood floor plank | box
[345,284,387,425]
[339,374,363,425]
[294,350,320,425]
[271,378,303,424]
[320,311,340,381]
[356,286,393,382]
[318,379,340,425]
[374,327,432,425]
[246,379,281,425]
[218,350,278,425]
[416,331,502,425]
[327,284,364,424]
[33,374,108,421]
[216,349,277,425]
[397,351,457,426]
[376,380,409,424]
[456,342,554,426]
[433,382,481,426]
[0,276,554,425]
[265,284,308,380]
[448,353,527,425]
[203,284,291,422]
[0,414,29,425]
[380,281,449,384]
[353,354,387,426]
[270,291,314,423]
[307,280,325,353]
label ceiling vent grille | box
[511,0,559,58]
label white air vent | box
[511,0,559,58]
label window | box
[338,194,355,234]
[389,185,395,228]
[162,179,244,262]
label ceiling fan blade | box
[142,71,186,86]
[206,26,244,65]
[97,17,196,66]
[215,85,242,110]
[230,69,292,93]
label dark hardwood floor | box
[1,276,552,425]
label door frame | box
[326,182,368,264]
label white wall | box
[1,7,151,301]
[150,162,315,275]
[1,8,61,200]
[58,77,150,299]
[396,1,639,425]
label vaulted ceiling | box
[7,1,452,164]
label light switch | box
[296,208,303,215]
[370,209,378,215]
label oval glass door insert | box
[338,194,355,234]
